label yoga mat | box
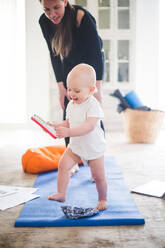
[15,156,145,227]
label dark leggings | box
[63,97,70,146]
[63,97,105,147]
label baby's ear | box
[90,85,96,93]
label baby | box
[48,63,107,210]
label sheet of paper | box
[0,188,16,198]
[0,192,40,210]
[0,185,39,198]
[0,185,40,210]
[131,180,165,198]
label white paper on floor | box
[0,185,40,210]
[131,180,165,198]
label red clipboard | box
[31,114,57,139]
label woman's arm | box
[58,82,70,110]
[94,80,103,104]
[76,9,104,104]
[55,117,98,138]
[76,9,85,27]
[39,15,69,109]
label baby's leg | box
[89,156,107,210]
[70,163,79,177]
[48,148,80,202]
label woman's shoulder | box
[39,13,47,24]
[76,9,85,27]
[73,5,85,27]
[39,13,56,36]
[73,5,96,28]
[39,13,54,28]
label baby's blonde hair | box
[67,63,96,88]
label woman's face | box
[42,0,68,24]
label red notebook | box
[31,114,57,139]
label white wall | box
[25,0,50,124]
[158,0,165,111]
[135,0,159,109]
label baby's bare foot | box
[48,193,65,202]
[96,200,107,210]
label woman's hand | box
[93,80,103,104]
[58,82,70,110]
[93,90,102,104]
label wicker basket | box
[123,109,165,144]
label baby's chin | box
[73,98,89,104]
[72,98,83,104]
[72,98,78,103]
[73,99,80,104]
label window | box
[73,0,135,90]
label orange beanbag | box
[22,145,66,174]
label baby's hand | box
[41,121,56,133]
[55,127,70,139]
[46,121,57,128]
[46,121,53,126]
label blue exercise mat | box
[15,156,145,227]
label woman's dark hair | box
[52,2,75,57]
[39,0,75,57]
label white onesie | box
[66,96,106,160]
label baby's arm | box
[55,117,98,138]
[69,117,98,137]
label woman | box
[39,0,104,146]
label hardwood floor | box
[0,128,165,248]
